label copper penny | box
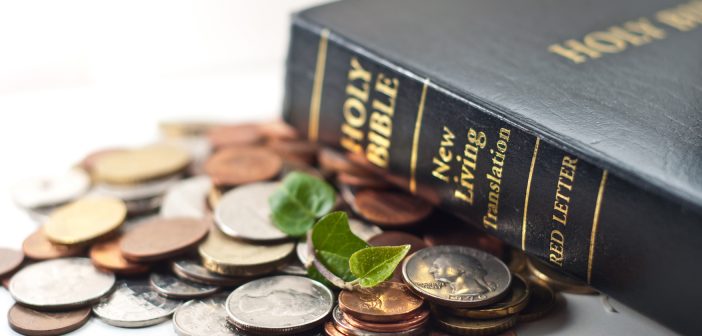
[120,217,209,262]
[90,234,149,275]
[208,123,263,148]
[267,139,319,164]
[337,172,391,188]
[0,248,24,277]
[204,146,282,187]
[22,230,84,260]
[258,120,299,140]
[423,221,504,258]
[318,147,370,176]
[324,321,347,336]
[354,189,432,226]
[343,307,429,332]
[338,282,424,323]
[8,304,91,336]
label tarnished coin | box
[161,176,212,219]
[12,168,91,210]
[225,275,333,335]
[431,306,517,336]
[208,123,264,148]
[0,248,24,277]
[205,147,282,187]
[440,275,530,319]
[43,196,126,245]
[215,182,286,242]
[150,271,219,299]
[526,257,596,294]
[338,282,424,323]
[173,293,242,336]
[10,258,115,309]
[93,280,181,328]
[199,227,294,276]
[402,245,511,308]
[22,229,84,260]
[120,217,209,262]
[92,174,181,201]
[94,144,191,184]
[354,189,432,227]
[90,235,150,275]
[518,280,556,323]
[172,257,251,287]
[343,307,430,333]
[331,306,426,336]
[8,304,91,336]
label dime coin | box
[92,174,182,201]
[354,189,432,227]
[402,245,511,308]
[199,227,294,276]
[12,168,91,209]
[93,280,181,328]
[22,229,85,260]
[440,275,530,319]
[338,282,424,323]
[150,271,219,299]
[215,182,287,242]
[8,304,91,336]
[225,275,333,335]
[526,257,596,294]
[43,196,126,245]
[205,146,282,187]
[331,306,426,336]
[90,235,150,275]
[343,307,430,332]
[208,123,264,148]
[518,280,556,323]
[432,306,518,336]
[120,217,209,262]
[161,175,212,219]
[94,144,191,184]
[0,248,24,277]
[172,257,251,287]
[10,258,115,309]
[173,293,242,336]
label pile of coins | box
[1,120,596,336]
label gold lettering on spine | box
[521,137,540,251]
[587,170,609,284]
[308,29,329,141]
[410,79,430,193]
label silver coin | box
[93,280,181,328]
[214,182,287,242]
[295,240,312,268]
[124,195,163,215]
[12,168,90,209]
[161,175,212,219]
[9,258,115,309]
[92,174,182,201]
[331,306,426,336]
[172,258,251,287]
[402,245,512,308]
[173,293,243,336]
[150,271,219,299]
[225,275,333,335]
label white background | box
[0,1,675,335]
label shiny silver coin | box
[12,168,90,209]
[296,240,312,268]
[214,182,287,242]
[225,275,333,335]
[150,271,220,299]
[172,258,251,287]
[92,174,182,201]
[10,258,115,310]
[402,245,512,308]
[331,306,426,336]
[161,175,211,219]
[93,280,181,328]
[173,293,243,336]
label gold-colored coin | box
[507,249,527,275]
[432,305,517,336]
[159,120,217,138]
[44,197,126,245]
[442,275,530,320]
[93,144,190,184]
[519,280,556,323]
[198,227,294,277]
[526,257,597,295]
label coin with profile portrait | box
[402,245,511,308]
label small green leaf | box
[349,245,411,287]
[269,172,336,237]
[312,211,369,282]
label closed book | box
[282,0,702,334]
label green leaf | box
[349,245,411,287]
[311,211,369,282]
[269,172,336,237]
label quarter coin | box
[8,304,91,336]
[402,245,511,308]
[225,275,333,335]
[120,217,209,262]
[354,189,432,227]
[10,258,115,309]
[161,176,212,219]
[173,293,242,336]
[43,196,126,245]
[12,168,91,210]
[89,235,150,275]
[215,182,286,242]
[93,144,191,184]
[440,275,530,319]
[518,280,556,323]
[431,306,517,336]
[338,282,424,323]
[205,146,282,187]
[0,248,24,277]
[93,280,181,328]
[150,271,219,299]
[22,229,84,260]
[171,257,251,287]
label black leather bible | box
[282,0,702,334]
